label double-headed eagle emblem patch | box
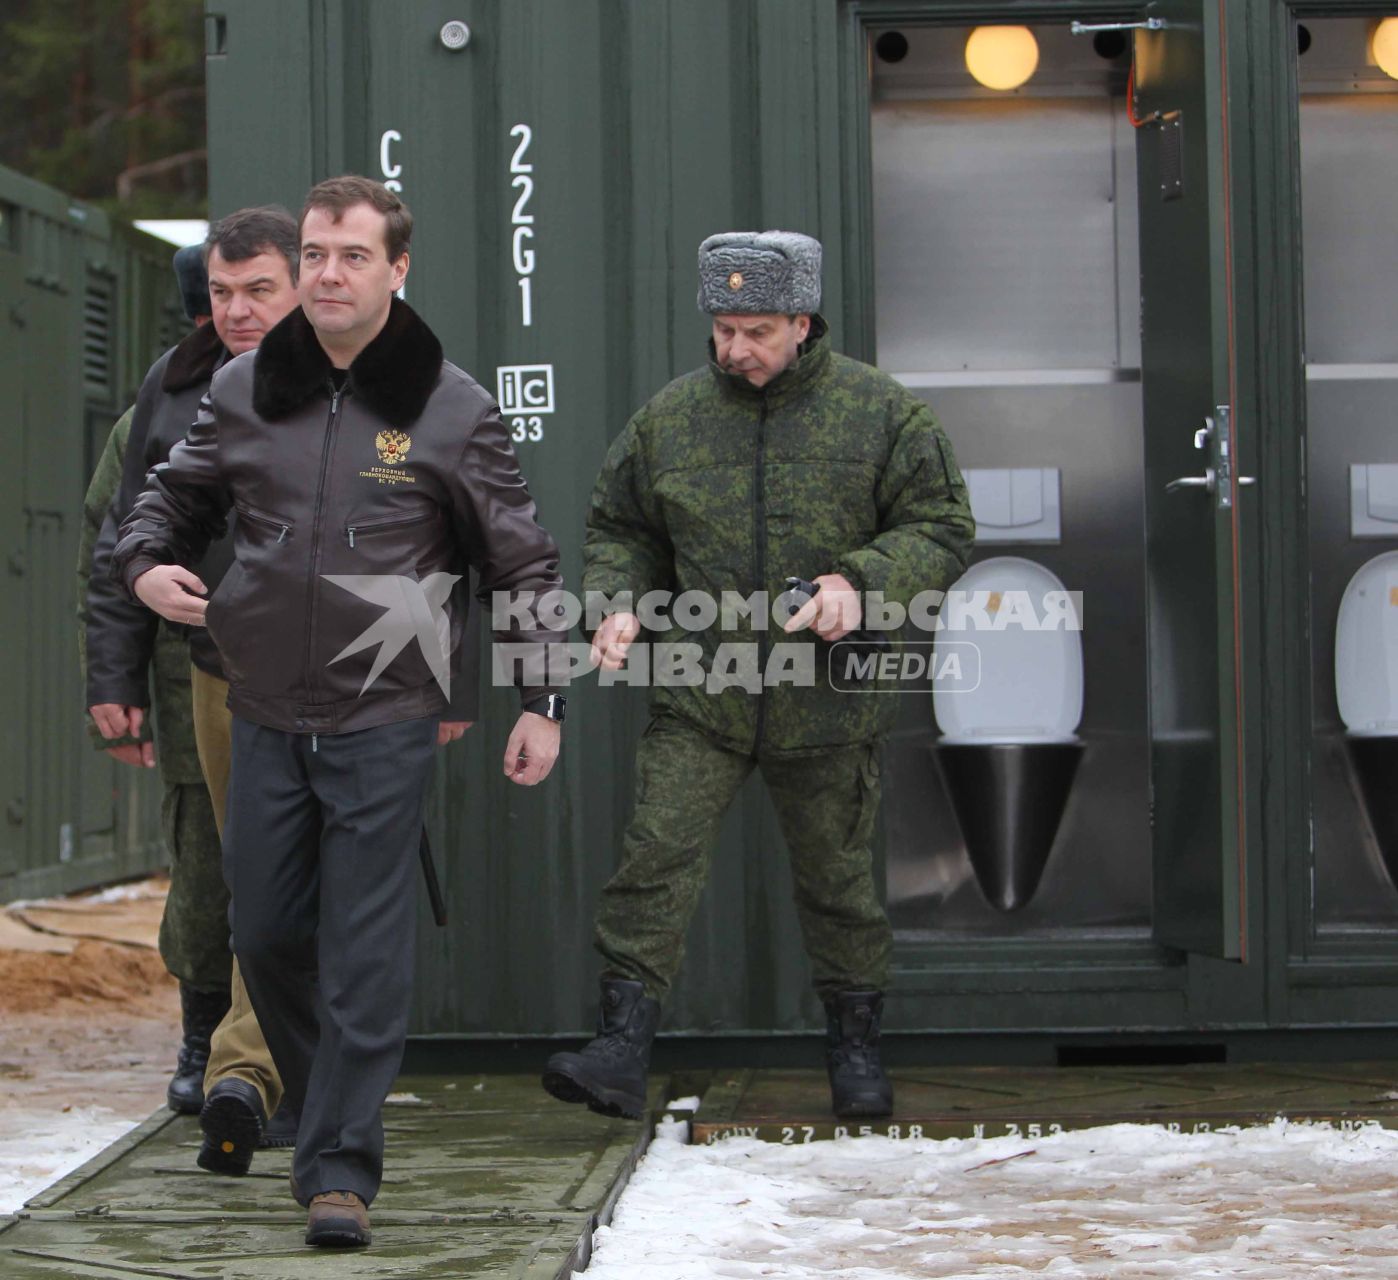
[375,429,411,466]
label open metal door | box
[1134,0,1248,960]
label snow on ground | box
[0,1008,172,1216]
[587,1116,1398,1278]
[5,879,167,912]
[0,1107,142,1215]
[0,878,177,1217]
[8,879,1398,1271]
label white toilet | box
[933,557,1083,746]
[1335,550,1398,738]
[1335,550,1398,882]
[931,556,1085,912]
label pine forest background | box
[0,0,207,218]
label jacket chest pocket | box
[344,508,442,572]
[655,466,755,582]
[766,461,879,545]
[219,502,296,606]
[235,501,295,547]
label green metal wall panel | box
[0,163,179,903]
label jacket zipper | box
[346,509,434,548]
[235,504,291,543]
[303,384,345,706]
[753,394,769,753]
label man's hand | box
[502,712,561,786]
[89,704,155,769]
[437,720,472,746]
[782,573,862,642]
[107,742,156,767]
[590,612,641,671]
[133,565,209,627]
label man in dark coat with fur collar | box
[113,176,565,1249]
[83,211,303,1129]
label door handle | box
[1166,473,1255,495]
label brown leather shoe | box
[305,1190,370,1247]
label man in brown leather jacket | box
[113,176,564,1249]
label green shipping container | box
[203,1,1398,1053]
[0,164,185,902]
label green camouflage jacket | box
[78,408,204,783]
[583,317,975,755]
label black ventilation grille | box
[83,273,115,392]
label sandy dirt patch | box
[1,878,182,1212]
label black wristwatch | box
[523,692,567,724]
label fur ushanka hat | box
[696,230,822,316]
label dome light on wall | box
[1373,18,1398,80]
[965,26,1040,91]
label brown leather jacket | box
[113,299,561,736]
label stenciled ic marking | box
[497,364,556,415]
[497,363,556,444]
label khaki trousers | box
[191,663,284,1115]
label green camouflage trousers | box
[158,775,232,992]
[154,658,231,994]
[80,410,230,993]
[595,715,891,1000]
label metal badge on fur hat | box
[697,230,822,315]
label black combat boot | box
[167,984,231,1114]
[824,989,894,1118]
[197,1078,265,1175]
[261,1100,300,1149]
[541,977,661,1119]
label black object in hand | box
[782,576,822,618]
[781,575,891,666]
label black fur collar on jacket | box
[251,296,444,429]
[161,319,226,393]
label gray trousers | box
[224,714,437,1206]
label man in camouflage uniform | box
[81,214,302,1165]
[543,231,975,1120]
[81,391,248,1022]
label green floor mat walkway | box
[1,1074,653,1279]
